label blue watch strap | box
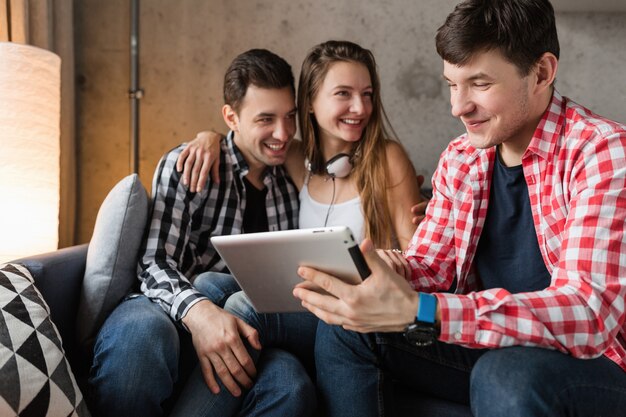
[417,292,437,324]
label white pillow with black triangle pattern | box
[0,263,90,416]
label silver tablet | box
[211,226,370,313]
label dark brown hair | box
[435,0,560,75]
[223,49,295,112]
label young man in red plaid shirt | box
[294,0,626,415]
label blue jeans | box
[315,321,626,417]
[224,291,320,378]
[171,348,315,417]
[89,272,314,417]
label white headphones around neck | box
[306,153,353,179]
[324,153,353,179]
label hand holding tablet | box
[211,227,370,313]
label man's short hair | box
[435,0,560,75]
[223,49,295,113]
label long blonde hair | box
[297,40,401,248]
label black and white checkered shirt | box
[138,132,299,323]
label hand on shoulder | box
[176,130,224,192]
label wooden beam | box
[29,0,53,49]
[9,0,28,44]
[0,0,9,41]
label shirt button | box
[454,332,462,341]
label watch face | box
[404,322,437,347]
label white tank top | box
[299,183,365,243]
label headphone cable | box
[323,177,337,227]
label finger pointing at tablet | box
[294,239,419,333]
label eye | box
[446,82,457,90]
[473,83,491,90]
[257,117,273,124]
[363,91,373,99]
[335,90,350,97]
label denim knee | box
[315,322,380,417]
[93,296,179,365]
[193,271,241,307]
[315,321,344,368]
[470,347,554,417]
[315,321,373,365]
[89,296,181,417]
[224,290,256,323]
[245,348,317,417]
[472,347,626,417]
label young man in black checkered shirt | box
[88,49,314,417]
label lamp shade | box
[0,42,61,262]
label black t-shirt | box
[242,176,269,234]
[474,153,551,293]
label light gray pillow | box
[77,174,149,353]
[0,263,90,416]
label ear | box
[222,105,239,132]
[533,52,558,93]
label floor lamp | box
[0,42,61,263]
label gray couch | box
[9,173,472,416]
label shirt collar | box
[225,131,277,181]
[524,89,565,161]
[225,131,249,176]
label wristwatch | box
[404,292,438,347]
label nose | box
[450,87,475,118]
[273,118,295,142]
[350,95,365,114]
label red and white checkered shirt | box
[405,90,626,371]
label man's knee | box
[90,297,181,414]
[193,271,240,306]
[470,347,555,417]
[224,291,256,322]
[315,321,371,359]
[95,296,178,355]
[252,348,317,415]
[90,297,180,395]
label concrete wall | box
[75,0,626,243]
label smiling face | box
[223,85,297,173]
[311,61,373,153]
[444,49,541,158]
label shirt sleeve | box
[405,145,460,293]
[436,132,626,358]
[138,147,209,323]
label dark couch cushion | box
[15,244,89,372]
